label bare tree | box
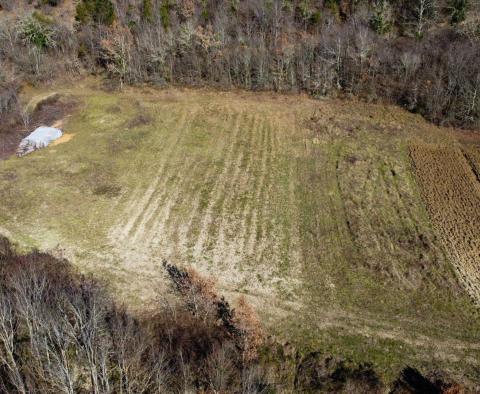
[0,294,26,394]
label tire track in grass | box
[145,109,234,256]
[232,114,263,264]
[126,110,198,242]
[141,157,197,240]
[244,120,269,258]
[380,158,427,286]
[260,120,279,268]
[192,111,244,260]
[295,136,342,306]
[255,119,279,270]
[111,110,191,242]
[132,165,186,245]
[207,114,254,263]
[108,108,206,285]
[178,194,201,254]
[254,122,272,268]
[109,110,188,238]
[281,118,301,278]
[376,164,410,284]
[271,117,294,275]
[340,150,389,274]
[132,114,207,247]
[307,141,353,287]
[216,114,259,268]
[184,110,242,252]
[267,119,281,265]
[178,133,233,253]
[272,117,290,271]
[167,109,234,260]
[178,157,226,257]
[144,160,198,256]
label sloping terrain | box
[0,80,479,383]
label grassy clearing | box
[280,105,480,382]
[0,81,479,383]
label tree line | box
[1,0,480,128]
[0,236,267,393]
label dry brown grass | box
[410,141,480,303]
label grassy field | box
[1,80,480,384]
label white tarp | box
[23,126,63,147]
[17,126,63,156]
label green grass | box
[284,116,480,383]
[0,82,479,384]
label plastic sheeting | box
[17,126,63,156]
[23,126,63,148]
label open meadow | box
[1,80,480,383]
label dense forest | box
[1,0,480,128]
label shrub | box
[17,13,57,49]
[449,0,469,24]
[233,296,263,362]
[370,1,393,34]
[0,0,12,10]
[41,0,62,6]
[31,10,55,25]
[160,0,172,29]
[142,0,154,23]
[125,113,153,128]
[76,0,115,26]
[162,262,264,360]
[4,0,480,128]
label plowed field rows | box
[410,142,480,302]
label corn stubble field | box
[1,80,480,383]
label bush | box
[160,0,172,29]
[370,1,393,34]
[3,0,480,128]
[76,0,115,26]
[449,0,469,24]
[41,0,62,6]
[142,0,154,23]
[17,13,57,49]
[0,240,268,393]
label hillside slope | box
[0,80,479,384]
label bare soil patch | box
[52,133,75,145]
